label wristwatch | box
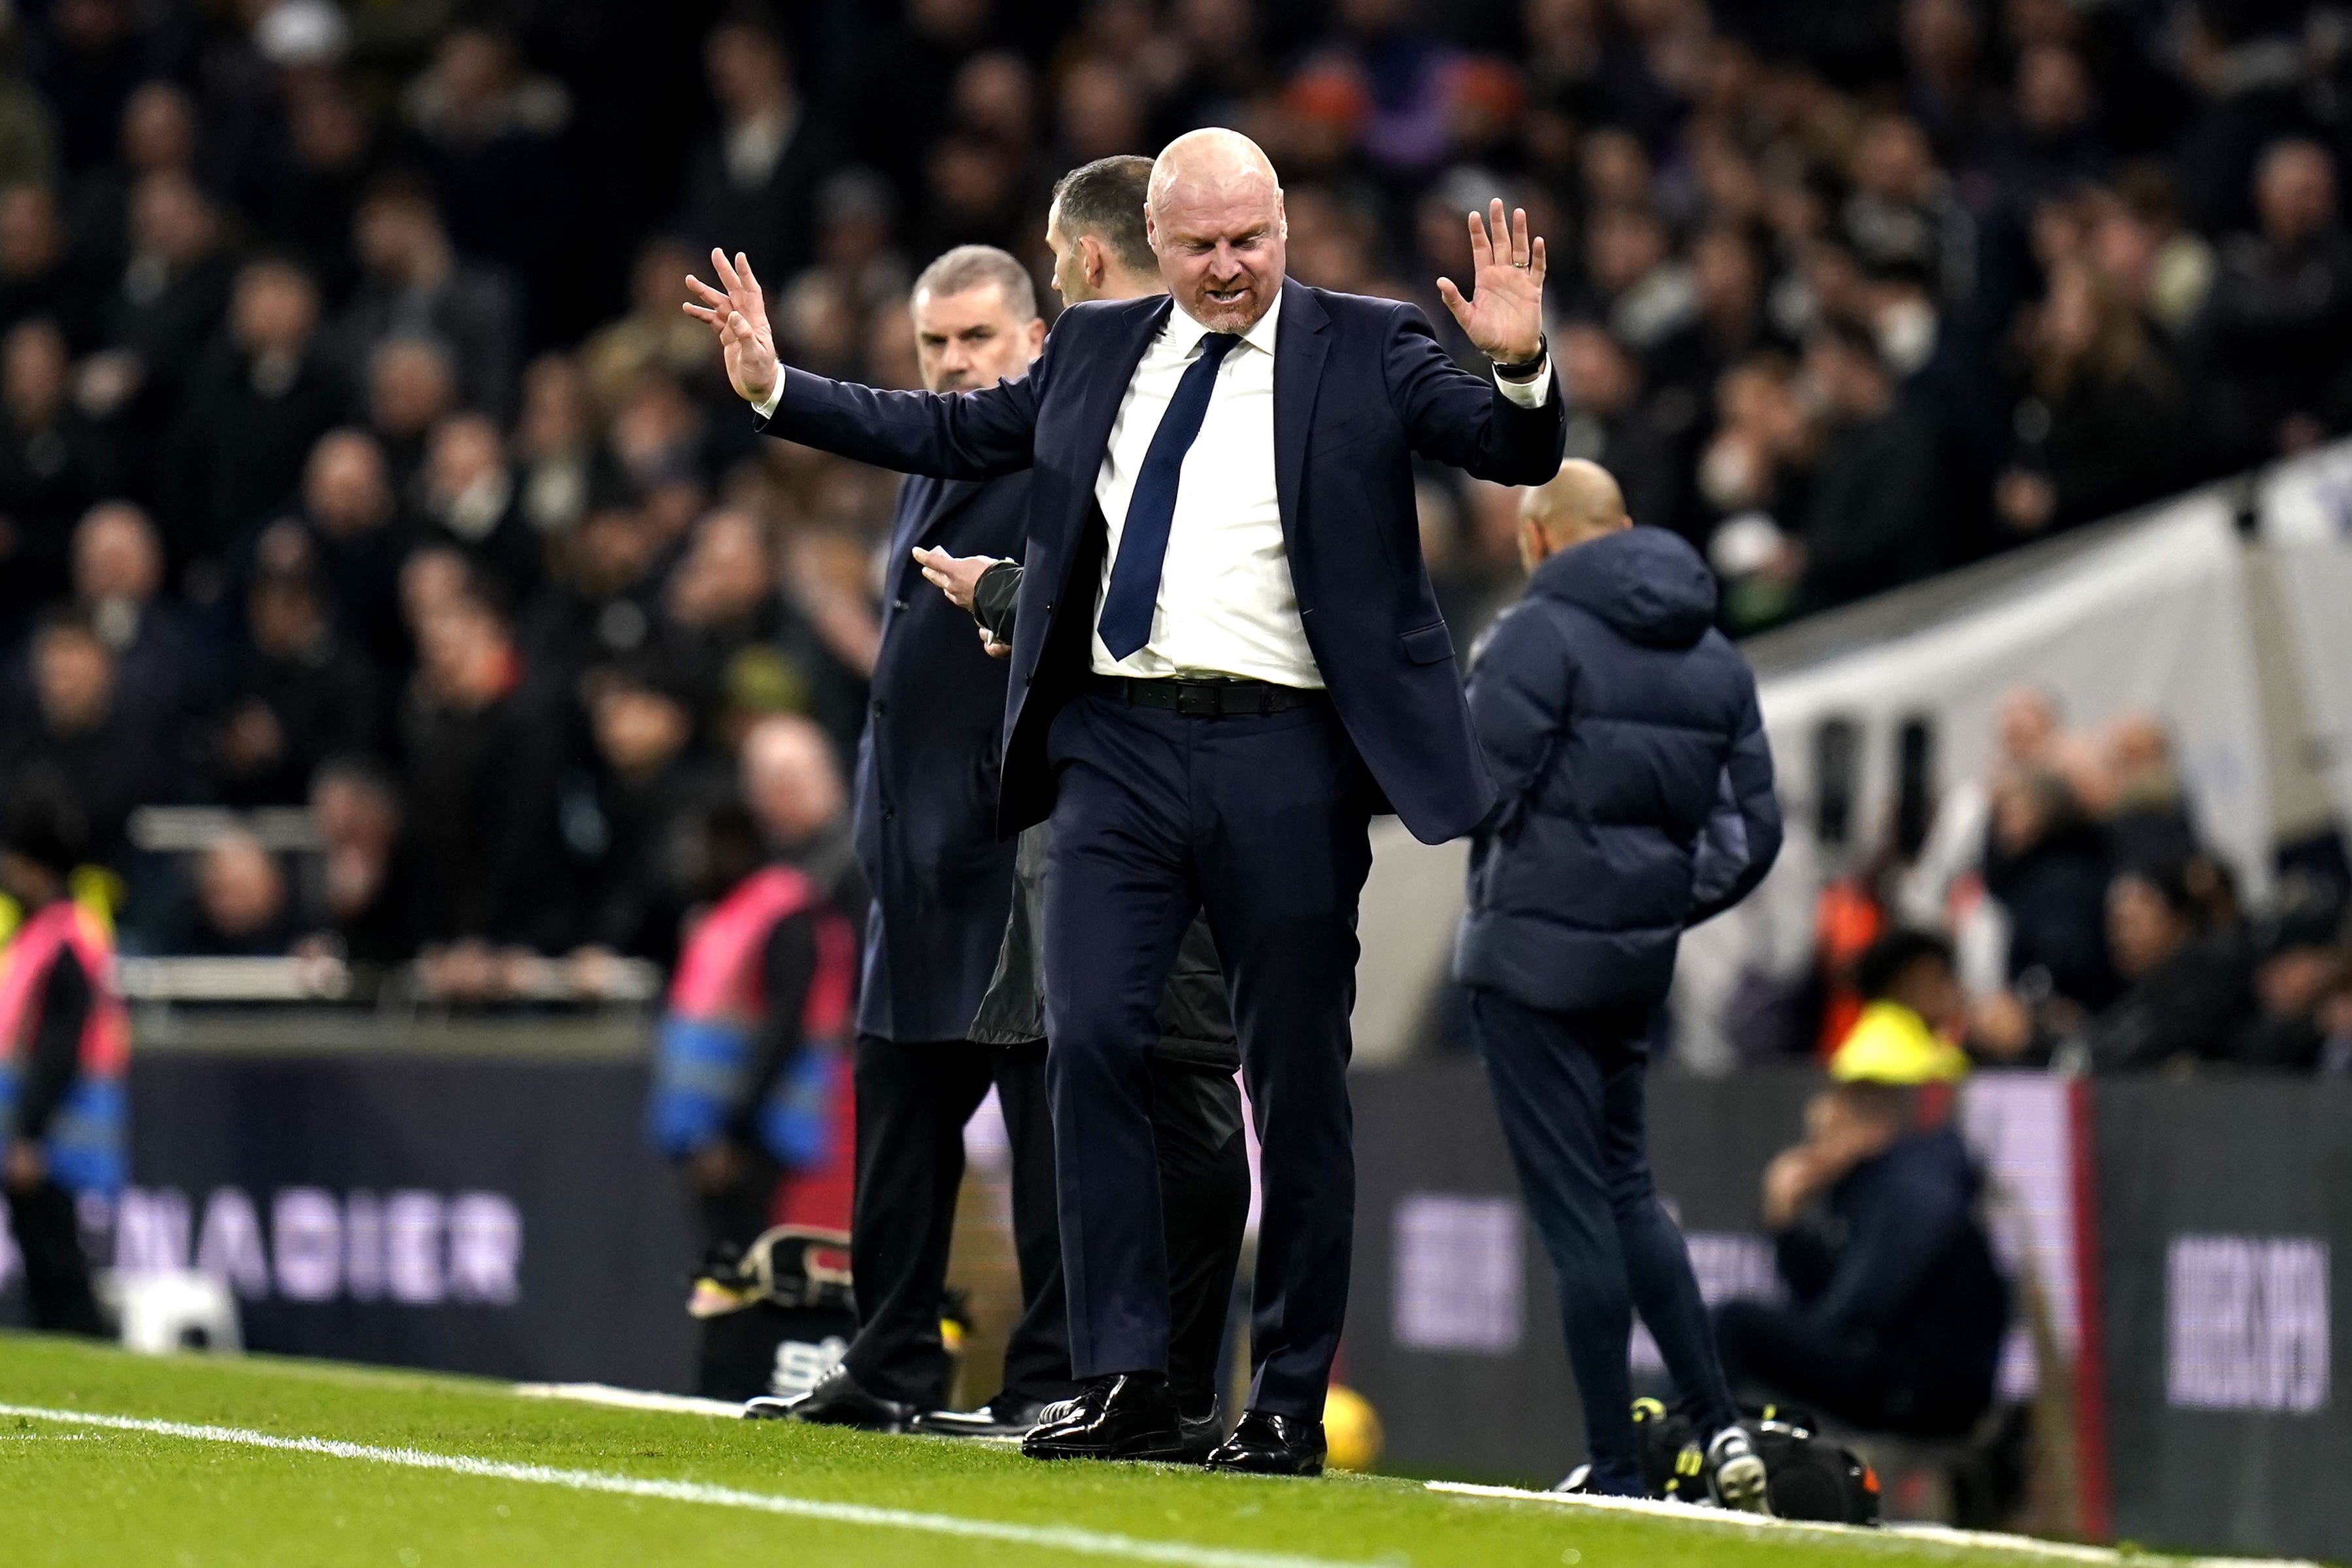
[1492,333,1549,380]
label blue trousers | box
[1467,986,1738,1488]
[1043,686,1373,1419]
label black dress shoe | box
[741,1366,917,1432]
[1205,1410,1326,1476]
[910,1396,1049,1441]
[1020,1373,1189,1461]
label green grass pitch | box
[0,1331,2280,1568]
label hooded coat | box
[1453,526,1781,1015]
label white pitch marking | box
[0,1403,1369,1568]
[1424,1480,2323,1568]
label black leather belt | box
[1094,675,1326,717]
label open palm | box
[683,248,781,405]
[1436,199,1547,366]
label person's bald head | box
[1517,458,1631,570]
[1147,127,1287,334]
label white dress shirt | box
[753,291,1552,690]
[1090,295,1551,688]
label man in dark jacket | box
[887,159,1254,1456]
[1715,1080,2009,1437]
[1456,459,1781,1504]
[756,244,1086,1441]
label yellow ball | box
[1322,1384,1384,1473]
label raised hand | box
[683,248,780,406]
[1435,199,1547,368]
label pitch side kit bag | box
[1632,1397,1882,1524]
[689,1226,860,1402]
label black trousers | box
[1468,988,1737,1488]
[1044,689,1371,1418]
[5,1177,105,1336]
[1713,1299,1992,1438]
[842,1035,1250,1413]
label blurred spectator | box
[584,237,718,411]
[399,27,574,327]
[365,333,458,497]
[71,499,202,728]
[514,354,598,540]
[399,589,575,955]
[1828,929,1971,1084]
[417,409,538,599]
[1715,1080,2009,1439]
[292,430,408,673]
[1798,318,1947,611]
[210,564,380,807]
[297,758,415,965]
[1555,320,1696,548]
[2238,891,2351,1072]
[677,11,839,281]
[91,169,235,426]
[0,183,93,347]
[0,609,164,867]
[1993,260,2183,542]
[576,658,726,966]
[1983,765,2118,1016]
[66,78,195,282]
[2084,863,2257,1073]
[339,182,518,418]
[0,318,107,624]
[165,258,346,573]
[179,829,295,957]
[2192,139,2352,469]
[2097,714,2199,874]
[739,712,862,916]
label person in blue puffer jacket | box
[1455,458,1781,1504]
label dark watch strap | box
[1492,332,1549,380]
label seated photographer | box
[1713,1076,2009,1439]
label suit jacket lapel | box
[1056,295,1171,563]
[1272,278,1330,559]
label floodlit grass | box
[0,1332,2242,1567]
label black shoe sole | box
[1204,1454,1326,1477]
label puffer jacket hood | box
[1453,525,1780,1016]
[1530,525,1719,650]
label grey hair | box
[911,243,1037,322]
[1050,156,1156,273]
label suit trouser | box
[1467,987,1737,1486]
[844,1037,1070,1409]
[842,1035,1251,1412]
[4,1176,105,1336]
[1044,686,1372,1419]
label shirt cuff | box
[1493,357,1551,408]
[751,376,784,421]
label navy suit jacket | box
[763,278,1566,844]
[850,470,1030,1043]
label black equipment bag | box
[1632,1398,1882,1524]
[689,1226,859,1402]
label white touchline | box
[0,1403,1369,1568]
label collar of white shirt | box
[1159,291,1281,362]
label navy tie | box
[1098,331,1241,660]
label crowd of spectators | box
[1763,690,2352,1075]
[2,0,2351,992]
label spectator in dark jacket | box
[2191,139,2352,472]
[1983,766,2119,1012]
[1993,259,2184,542]
[337,182,518,420]
[1798,319,1947,612]
[399,587,576,956]
[0,609,165,869]
[165,258,346,575]
[210,563,381,806]
[2086,863,2258,1071]
[1715,1079,2009,1438]
[1454,460,1781,1504]
[0,317,108,628]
